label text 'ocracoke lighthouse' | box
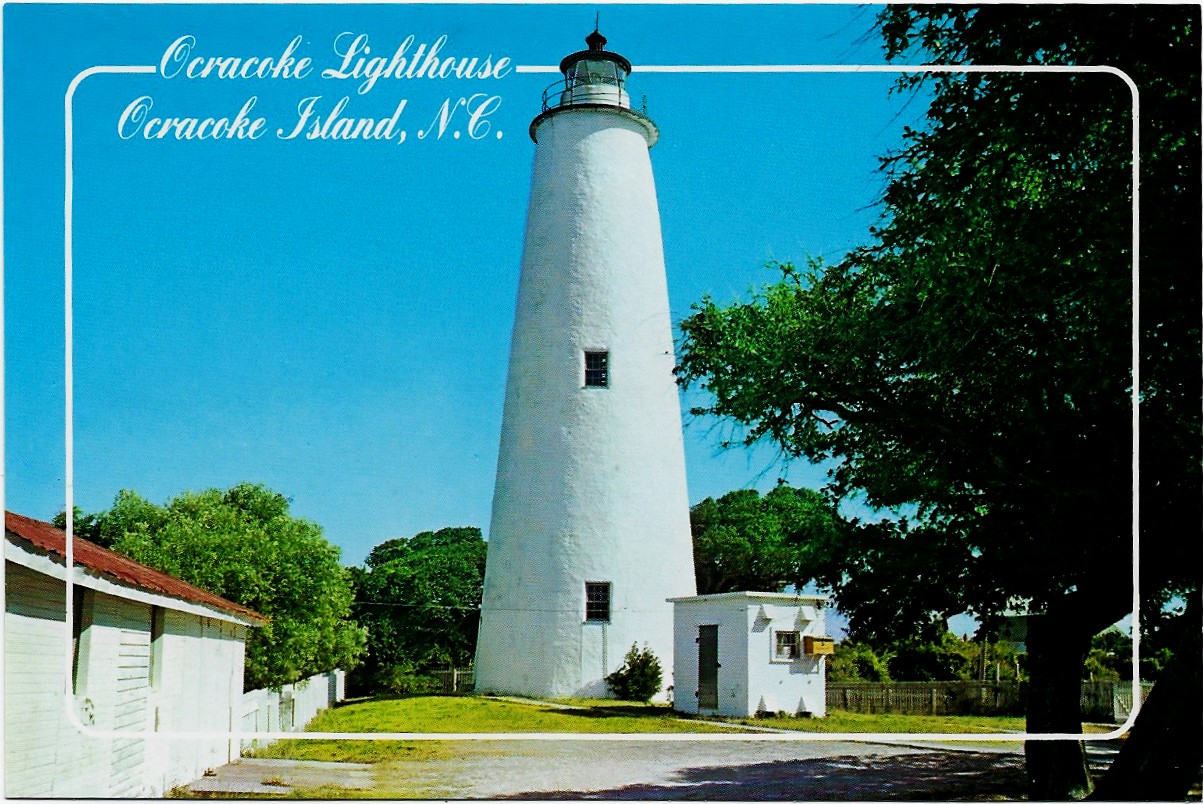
[474,30,697,699]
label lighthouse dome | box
[559,28,633,76]
[546,28,635,111]
[532,29,657,145]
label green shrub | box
[606,643,663,702]
[828,640,891,682]
[375,665,443,696]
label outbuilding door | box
[697,624,719,710]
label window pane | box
[584,351,609,387]
[775,631,800,660]
[571,59,620,86]
[585,582,611,622]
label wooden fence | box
[240,670,346,750]
[430,667,475,693]
[826,680,1153,721]
[1082,681,1154,722]
[827,681,1024,716]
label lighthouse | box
[474,30,697,699]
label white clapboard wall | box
[5,553,249,797]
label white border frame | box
[62,60,1141,744]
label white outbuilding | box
[669,592,833,718]
[4,511,266,797]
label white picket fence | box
[239,670,346,750]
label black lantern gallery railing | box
[540,73,648,115]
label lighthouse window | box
[584,351,609,387]
[585,582,611,622]
[570,60,619,87]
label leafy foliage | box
[52,506,106,547]
[829,633,1025,684]
[373,666,445,696]
[677,3,1198,640]
[605,643,663,702]
[1083,628,1127,682]
[887,633,973,682]
[1081,625,1180,683]
[675,7,1199,795]
[690,485,843,595]
[352,527,486,689]
[827,640,891,683]
[89,484,365,690]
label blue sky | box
[5,3,923,569]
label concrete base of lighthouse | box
[474,81,696,700]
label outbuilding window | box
[774,630,801,660]
[585,582,611,622]
[584,351,609,388]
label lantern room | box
[531,28,658,145]
[542,28,635,111]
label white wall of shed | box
[4,559,248,797]
[744,601,827,717]
[671,597,828,717]
[669,599,749,717]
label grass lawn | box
[248,694,738,764]
[244,695,741,798]
[304,694,738,734]
[251,695,1091,764]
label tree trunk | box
[1090,594,1202,800]
[1025,612,1095,799]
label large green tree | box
[690,485,842,595]
[676,6,1199,798]
[82,484,366,690]
[352,527,486,686]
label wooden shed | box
[4,512,266,797]
[669,591,831,718]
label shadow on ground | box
[506,751,1028,801]
[535,705,672,720]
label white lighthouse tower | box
[474,30,697,699]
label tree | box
[888,631,971,682]
[1083,628,1129,682]
[352,527,486,688]
[52,506,105,546]
[827,640,890,683]
[690,485,843,595]
[831,633,1025,684]
[91,484,366,690]
[1091,596,1202,800]
[676,6,1199,798]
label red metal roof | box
[5,511,267,624]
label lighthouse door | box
[697,625,719,710]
